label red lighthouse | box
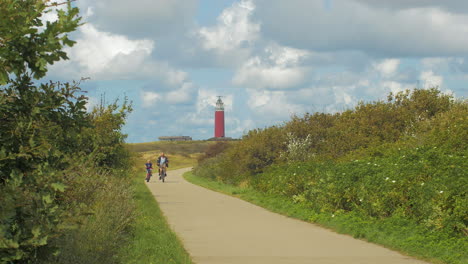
[214,96,225,138]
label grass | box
[120,168,193,264]
[130,140,211,171]
[139,152,199,171]
[184,172,468,264]
[126,140,215,155]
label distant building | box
[159,136,192,141]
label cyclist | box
[145,160,153,182]
[157,152,169,180]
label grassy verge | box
[184,172,467,264]
[121,169,192,264]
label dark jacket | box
[157,156,169,167]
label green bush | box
[251,144,467,235]
[197,141,232,164]
[195,88,467,237]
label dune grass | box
[126,140,214,155]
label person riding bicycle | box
[157,152,169,179]
[145,160,153,182]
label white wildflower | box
[392,180,396,183]
[385,177,389,181]
[439,191,443,194]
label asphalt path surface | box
[145,168,430,264]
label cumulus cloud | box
[141,91,161,108]
[374,59,400,77]
[49,23,194,87]
[254,0,468,57]
[247,89,305,121]
[50,24,153,79]
[354,0,468,14]
[420,70,443,88]
[233,44,311,89]
[198,0,259,52]
[77,0,197,38]
[195,0,260,66]
[166,82,195,104]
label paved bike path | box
[145,168,430,264]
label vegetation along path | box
[146,168,430,264]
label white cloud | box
[166,82,195,104]
[50,24,154,79]
[141,91,161,108]
[49,23,194,87]
[420,70,443,88]
[78,0,197,38]
[354,1,468,14]
[198,0,259,52]
[247,89,304,121]
[233,44,310,89]
[75,24,153,73]
[375,59,400,77]
[255,0,468,57]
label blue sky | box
[47,0,468,143]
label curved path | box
[146,168,430,264]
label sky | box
[46,0,468,143]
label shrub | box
[197,142,232,164]
[195,87,467,236]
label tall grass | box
[41,163,136,264]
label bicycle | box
[146,168,152,182]
[159,165,167,183]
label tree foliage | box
[0,0,80,84]
[1,2,134,263]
